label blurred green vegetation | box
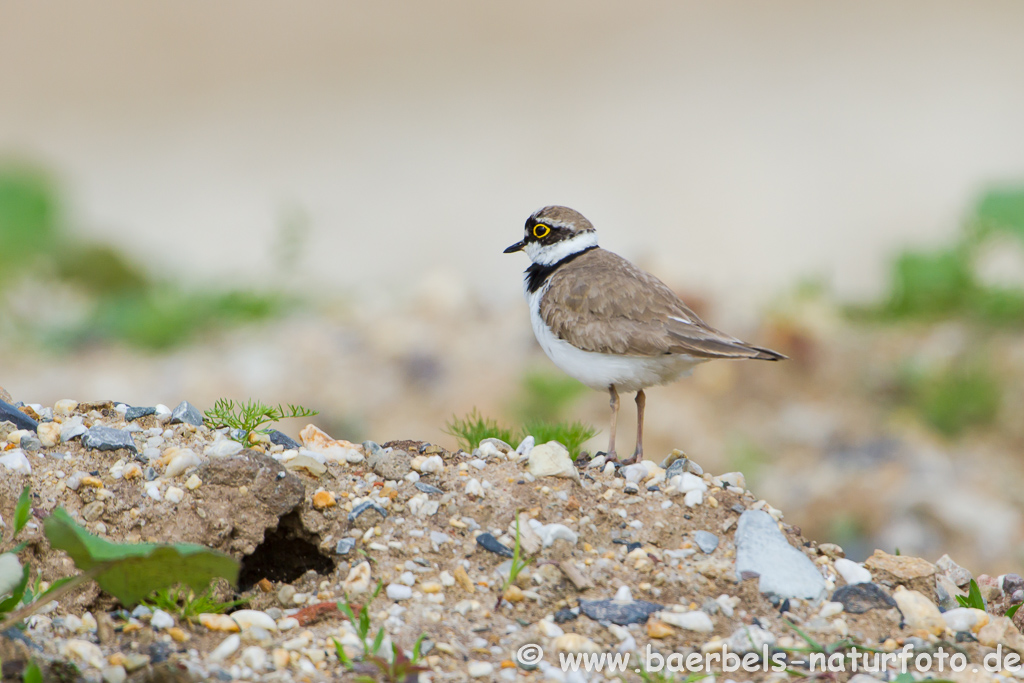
[852,185,1024,437]
[723,435,769,489]
[515,368,589,422]
[893,357,1001,437]
[855,185,1024,326]
[0,161,287,350]
[444,408,597,459]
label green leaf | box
[43,508,238,606]
[957,579,986,610]
[371,626,385,656]
[1007,603,1022,619]
[22,661,42,683]
[411,633,426,662]
[13,486,31,539]
[333,637,353,670]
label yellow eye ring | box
[533,224,551,239]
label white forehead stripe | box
[524,231,599,266]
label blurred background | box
[3,2,1024,572]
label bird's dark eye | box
[533,224,551,239]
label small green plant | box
[204,398,318,442]
[21,661,42,683]
[1007,603,1021,618]
[522,419,598,460]
[332,582,429,680]
[443,409,518,452]
[956,579,986,610]
[497,514,535,609]
[445,409,598,460]
[142,584,249,623]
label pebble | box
[942,607,988,633]
[465,478,485,497]
[335,538,356,555]
[468,661,495,677]
[165,486,184,504]
[418,455,445,474]
[170,401,204,427]
[621,463,648,483]
[734,510,827,600]
[240,646,268,670]
[978,616,1024,652]
[863,550,935,582]
[343,562,372,594]
[267,429,300,449]
[936,554,973,587]
[693,531,719,554]
[656,610,714,632]
[646,619,674,638]
[284,454,327,476]
[727,624,776,653]
[231,610,278,631]
[578,598,663,625]
[150,609,175,630]
[185,474,203,490]
[200,614,241,632]
[81,426,137,453]
[349,500,388,528]
[154,404,172,423]
[414,482,444,495]
[125,406,156,421]
[37,422,61,447]
[515,435,535,457]
[531,522,579,548]
[552,633,600,653]
[527,442,579,480]
[60,416,87,442]
[0,449,32,474]
[162,447,202,477]
[538,619,564,637]
[477,533,514,558]
[312,490,336,509]
[831,582,898,614]
[206,440,244,457]
[386,584,413,600]
[63,639,104,668]
[891,587,945,635]
[101,665,127,683]
[54,399,79,415]
[208,634,241,662]
[834,558,872,585]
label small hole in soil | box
[238,512,335,590]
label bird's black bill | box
[503,240,526,254]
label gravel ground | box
[3,396,1024,683]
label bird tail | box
[745,345,787,361]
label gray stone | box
[19,434,42,451]
[348,501,389,529]
[335,538,357,555]
[579,599,663,625]
[0,399,38,431]
[936,554,972,587]
[414,482,444,495]
[693,531,719,554]
[365,441,411,480]
[125,406,156,422]
[198,451,304,517]
[268,430,300,449]
[82,426,138,453]
[831,583,898,614]
[734,510,827,600]
[170,401,203,426]
[476,533,513,558]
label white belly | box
[527,287,703,393]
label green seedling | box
[497,514,535,609]
[203,398,318,442]
[956,579,986,610]
[443,409,518,452]
[142,584,249,624]
[522,419,598,460]
[333,581,429,678]
[445,409,598,460]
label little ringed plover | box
[504,205,786,464]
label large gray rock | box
[81,426,138,453]
[734,510,827,600]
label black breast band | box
[524,246,597,294]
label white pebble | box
[206,440,244,457]
[164,487,184,504]
[465,478,485,497]
[386,584,413,600]
[468,661,494,678]
[150,609,174,630]
[613,586,633,602]
[657,610,713,632]
[419,455,445,474]
[834,558,872,585]
[399,572,416,586]
[208,634,241,662]
[231,610,278,631]
[240,646,267,670]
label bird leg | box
[619,389,646,465]
[605,385,619,461]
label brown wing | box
[539,249,785,360]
